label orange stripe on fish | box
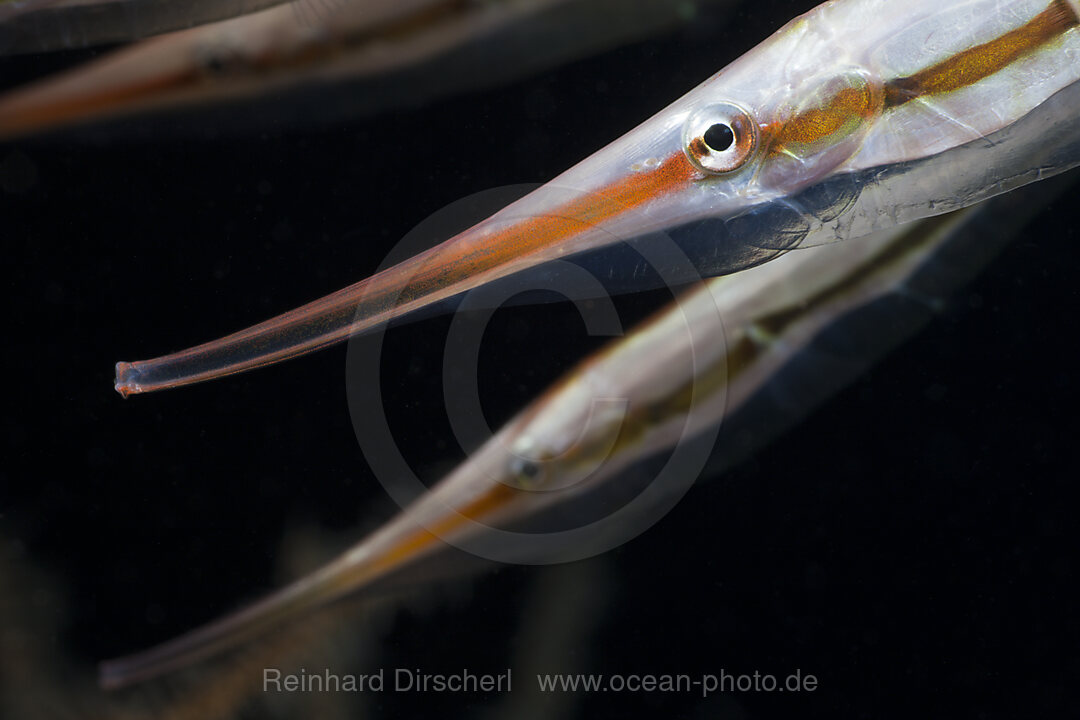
[363,482,521,578]
[369,151,701,312]
[764,72,882,155]
[884,0,1079,108]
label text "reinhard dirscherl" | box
[264,667,512,693]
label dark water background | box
[2,0,1079,716]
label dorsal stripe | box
[884,0,1079,108]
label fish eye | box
[684,102,758,174]
[509,456,544,487]
[195,43,242,77]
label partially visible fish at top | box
[0,0,295,54]
[0,0,737,139]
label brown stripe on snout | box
[884,0,1079,108]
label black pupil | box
[515,458,540,479]
[703,123,735,152]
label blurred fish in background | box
[0,0,731,138]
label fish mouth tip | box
[114,361,141,397]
